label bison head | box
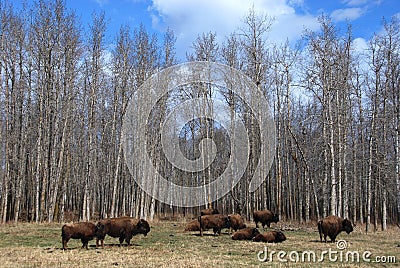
[212,208,220,214]
[138,219,151,236]
[275,231,287,242]
[252,228,260,237]
[272,213,279,223]
[342,219,353,234]
[95,221,107,238]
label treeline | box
[0,0,399,232]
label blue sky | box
[17,0,400,60]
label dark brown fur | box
[253,210,279,228]
[200,208,220,216]
[228,214,246,233]
[95,216,150,248]
[198,214,230,236]
[318,215,353,243]
[253,231,287,243]
[184,220,200,232]
[61,222,98,250]
[231,227,260,240]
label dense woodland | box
[0,0,399,232]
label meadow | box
[0,219,398,267]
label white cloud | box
[149,0,320,59]
[341,0,368,6]
[352,37,368,52]
[331,7,365,22]
[94,0,109,7]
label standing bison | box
[200,208,220,216]
[198,214,230,236]
[61,222,98,250]
[231,227,260,240]
[318,215,353,243]
[253,231,286,243]
[96,216,150,247]
[228,214,246,233]
[253,210,279,228]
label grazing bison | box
[184,220,201,232]
[200,208,220,216]
[318,215,353,243]
[96,216,150,248]
[253,210,279,228]
[231,227,260,240]
[253,231,287,243]
[198,214,230,236]
[228,214,246,233]
[61,222,98,250]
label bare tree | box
[238,6,273,220]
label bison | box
[231,227,260,240]
[253,210,279,228]
[61,222,98,250]
[184,220,201,232]
[200,208,220,216]
[253,231,287,243]
[228,214,246,233]
[318,215,353,243]
[198,214,230,236]
[96,216,150,248]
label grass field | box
[0,219,398,267]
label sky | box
[16,0,400,60]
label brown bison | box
[253,231,287,243]
[61,222,98,250]
[231,227,260,240]
[198,214,230,236]
[318,215,353,243]
[253,210,279,228]
[184,220,201,232]
[96,216,150,248]
[228,214,246,233]
[200,208,220,216]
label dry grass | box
[0,220,398,267]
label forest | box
[0,0,399,234]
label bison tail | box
[317,220,323,242]
[61,225,66,238]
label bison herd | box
[190,209,286,243]
[61,216,150,250]
[61,209,354,250]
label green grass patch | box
[0,220,398,267]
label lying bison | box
[61,222,98,250]
[200,208,220,216]
[96,216,150,247]
[184,220,201,232]
[253,231,287,243]
[318,215,353,243]
[253,210,279,228]
[198,214,230,236]
[228,214,246,233]
[231,227,260,240]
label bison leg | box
[213,227,221,236]
[81,238,89,250]
[200,228,203,237]
[323,234,328,243]
[96,238,104,248]
[317,221,323,242]
[329,235,336,243]
[125,235,132,246]
[119,236,125,246]
[62,237,69,250]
